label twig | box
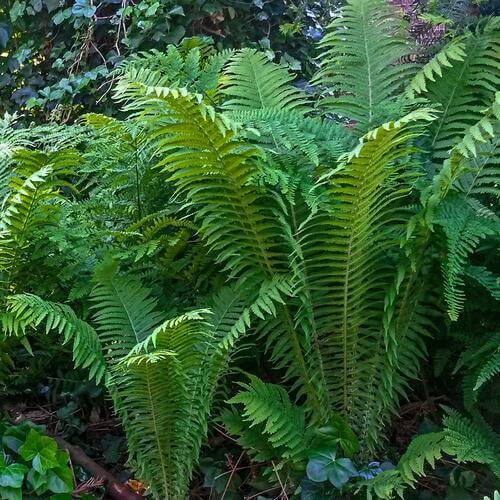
[246,485,281,499]
[53,436,144,500]
[271,461,288,500]
[221,451,244,499]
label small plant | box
[0,421,74,499]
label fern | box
[221,48,310,112]
[397,432,447,484]
[0,149,79,294]
[423,19,500,159]
[115,43,233,103]
[225,107,353,166]
[443,409,500,476]
[465,266,500,301]
[294,111,434,446]
[434,194,499,320]
[314,0,417,132]
[227,376,310,463]
[405,37,466,98]
[2,293,106,383]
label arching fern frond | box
[443,409,500,477]
[405,37,466,99]
[424,19,500,159]
[221,48,310,112]
[0,149,79,295]
[2,293,106,383]
[227,375,310,463]
[120,87,288,281]
[115,309,215,499]
[225,107,353,165]
[397,432,447,485]
[465,266,500,302]
[295,111,433,445]
[314,0,417,132]
[434,194,499,321]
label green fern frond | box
[435,195,499,320]
[465,266,500,301]
[221,48,310,112]
[397,432,446,484]
[115,309,215,498]
[314,0,417,131]
[3,294,106,383]
[116,43,233,98]
[119,87,288,281]
[90,263,165,362]
[474,350,500,391]
[424,19,500,159]
[443,409,500,476]
[227,375,309,462]
[0,149,79,294]
[455,91,500,159]
[226,107,353,165]
[406,37,466,99]
[293,111,431,444]
[91,265,220,498]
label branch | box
[54,436,144,500]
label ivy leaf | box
[18,429,59,473]
[46,466,73,493]
[168,5,184,16]
[10,1,26,22]
[0,463,29,488]
[0,25,10,48]
[2,423,31,453]
[72,0,96,18]
[306,450,357,489]
[26,468,49,491]
[44,0,60,12]
[52,7,72,25]
[327,458,357,489]
[31,0,43,12]
[0,486,22,500]
[306,450,336,482]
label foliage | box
[0,0,498,498]
[0,0,340,120]
[0,421,73,499]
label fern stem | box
[143,366,171,499]
[281,305,323,422]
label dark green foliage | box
[0,2,498,499]
[0,0,340,120]
[0,421,74,499]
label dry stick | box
[221,451,244,500]
[271,461,288,500]
[54,436,144,500]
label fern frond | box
[314,0,417,132]
[116,44,233,99]
[443,409,500,476]
[0,149,79,294]
[465,266,500,301]
[424,20,500,159]
[225,107,353,165]
[405,37,466,99]
[90,263,165,362]
[115,309,215,498]
[295,111,431,444]
[474,350,500,392]
[397,432,446,484]
[221,48,310,111]
[227,375,309,462]
[119,87,288,281]
[435,194,499,320]
[3,294,106,383]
